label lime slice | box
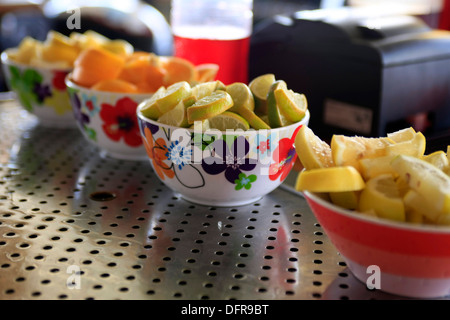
[187,90,234,124]
[274,88,307,122]
[158,95,195,128]
[358,174,405,222]
[249,73,275,115]
[156,81,191,114]
[237,107,271,130]
[295,166,365,193]
[391,154,450,214]
[190,119,211,131]
[226,82,255,113]
[191,81,219,100]
[140,86,166,120]
[267,80,293,128]
[294,125,333,170]
[208,111,250,131]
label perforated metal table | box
[0,99,422,300]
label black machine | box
[249,7,450,140]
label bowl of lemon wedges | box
[137,74,310,206]
[295,124,450,298]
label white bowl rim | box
[65,74,154,99]
[136,100,310,135]
[1,49,73,72]
[304,190,450,234]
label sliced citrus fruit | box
[274,87,307,122]
[195,63,219,82]
[226,82,255,113]
[237,107,271,130]
[10,36,41,64]
[101,39,134,57]
[249,73,275,115]
[267,80,293,128]
[295,166,365,193]
[119,56,165,93]
[72,47,125,87]
[158,96,193,128]
[386,131,426,158]
[331,134,393,173]
[187,90,234,124]
[41,31,80,66]
[190,119,211,131]
[358,173,405,222]
[191,81,219,100]
[294,125,333,170]
[391,154,450,214]
[161,56,197,86]
[403,189,442,222]
[91,78,138,93]
[422,150,449,171]
[387,127,416,142]
[156,81,192,114]
[140,86,166,120]
[329,191,360,210]
[359,155,396,180]
[208,111,250,131]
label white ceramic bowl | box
[137,102,310,206]
[304,191,450,299]
[65,76,153,160]
[1,49,76,128]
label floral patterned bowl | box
[65,76,152,161]
[1,50,76,128]
[137,102,310,206]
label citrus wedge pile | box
[7,30,219,94]
[141,74,309,131]
[295,126,450,225]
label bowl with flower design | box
[136,102,310,206]
[1,49,76,128]
[65,76,152,160]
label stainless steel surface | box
[0,100,417,300]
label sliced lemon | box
[226,82,255,113]
[403,189,442,222]
[386,132,426,158]
[208,111,250,131]
[267,80,293,128]
[391,154,450,214]
[295,166,365,193]
[274,87,308,122]
[158,95,195,128]
[294,125,333,170]
[249,73,275,115]
[140,86,166,120]
[358,174,405,222]
[156,81,191,114]
[387,127,416,143]
[422,150,449,171]
[187,90,234,124]
[10,36,41,64]
[101,39,134,57]
[329,191,360,210]
[359,155,396,180]
[331,134,393,173]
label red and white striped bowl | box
[304,191,450,298]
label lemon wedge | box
[358,174,405,222]
[294,125,333,170]
[295,166,365,193]
[249,73,275,115]
[187,90,234,124]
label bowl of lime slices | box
[137,75,310,206]
[294,125,450,298]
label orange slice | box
[91,79,138,93]
[161,56,197,86]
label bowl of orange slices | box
[294,125,450,298]
[65,44,219,160]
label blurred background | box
[1,0,449,142]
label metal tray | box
[0,100,428,300]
